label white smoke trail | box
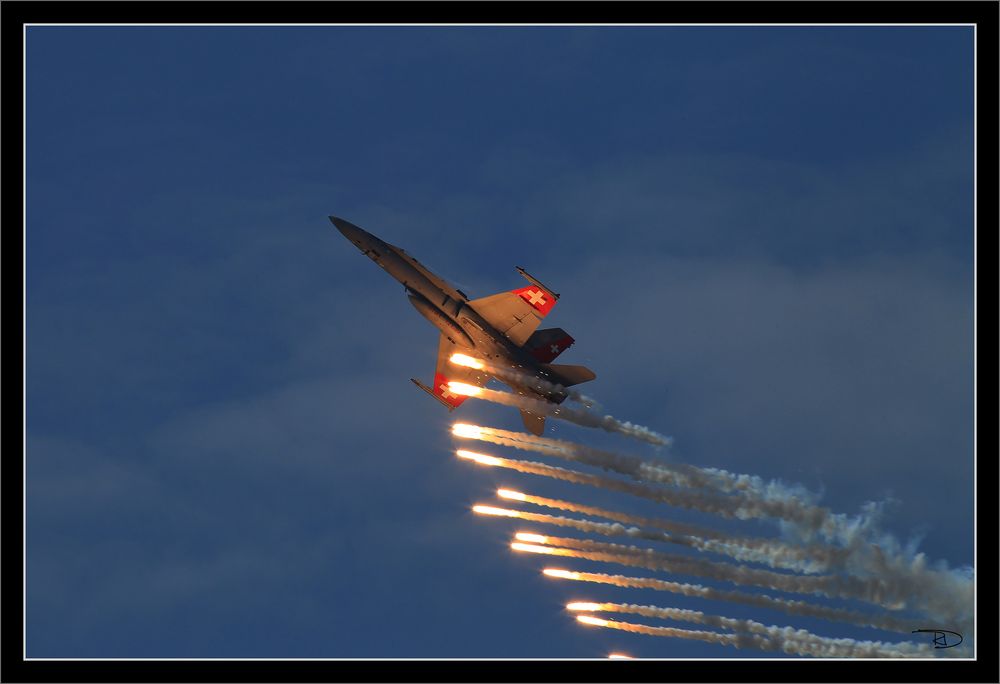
[554,538,972,630]
[547,535,848,599]
[458,386,670,446]
[457,425,708,489]
[480,505,692,546]
[456,425,974,630]
[483,504,765,568]
[458,426,973,633]
[544,568,918,633]
[520,534,923,611]
[473,426,742,491]
[484,504,714,555]
[575,604,933,658]
[778,504,975,635]
[456,427,826,524]
[506,489,839,574]
[514,538,842,601]
[576,614,742,648]
[463,426,846,530]
[497,489,712,551]
[462,449,850,575]
[466,425,777,499]
[456,448,766,521]
[492,428,973,623]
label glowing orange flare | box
[497,488,526,501]
[452,423,483,439]
[449,353,485,370]
[473,505,519,518]
[543,568,581,580]
[455,450,501,466]
[447,381,482,397]
[515,532,548,544]
[567,602,602,612]
[608,653,634,659]
[577,615,610,627]
[510,542,556,554]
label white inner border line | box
[21,21,978,662]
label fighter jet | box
[331,215,596,435]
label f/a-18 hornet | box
[331,215,596,435]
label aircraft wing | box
[422,334,491,410]
[468,284,558,347]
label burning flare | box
[543,568,580,580]
[449,353,485,370]
[510,542,558,554]
[455,449,502,466]
[451,423,484,439]
[473,505,519,518]
[576,615,610,627]
[514,532,548,544]
[447,381,483,397]
[567,602,603,612]
[497,488,527,501]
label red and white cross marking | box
[525,289,546,306]
[514,286,556,315]
[433,372,467,408]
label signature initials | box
[912,629,963,649]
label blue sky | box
[26,26,974,658]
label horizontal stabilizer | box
[520,409,546,436]
[525,327,574,363]
[541,363,596,387]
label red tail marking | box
[514,286,556,315]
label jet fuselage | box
[332,216,569,401]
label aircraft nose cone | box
[329,215,370,247]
